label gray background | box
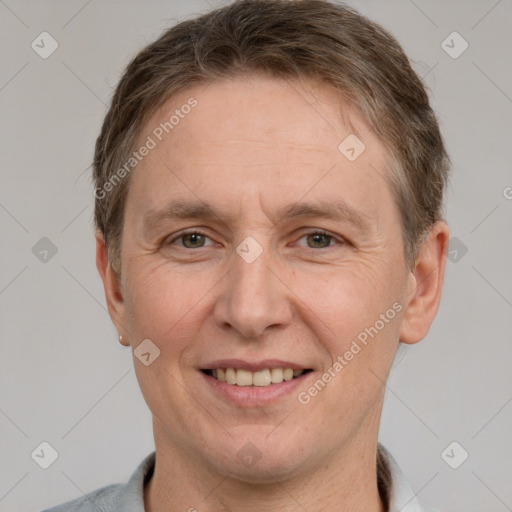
[1,0,511,511]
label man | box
[44,1,449,510]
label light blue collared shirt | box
[41,444,439,512]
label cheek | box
[123,261,208,342]
[292,261,404,400]
[122,265,210,430]
[296,260,402,339]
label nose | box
[214,247,293,340]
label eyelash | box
[165,229,344,250]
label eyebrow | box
[142,198,372,235]
[274,200,371,231]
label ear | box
[399,221,450,345]
[95,231,129,346]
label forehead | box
[126,74,394,225]
[141,74,382,159]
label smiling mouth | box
[201,368,312,387]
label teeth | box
[283,368,294,381]
[253,369,272,387]
[210,367,305,386]
[270,368,283,383]
[225,368,236,385]
[236,369,253,386]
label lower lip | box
[200,371,311,407]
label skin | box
[96,74,449,512]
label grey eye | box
[181,233,207,248]
[305,233,333,249]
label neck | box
[144,424,385,512]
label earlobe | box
[95,231,129,345]
[399,221,450,345]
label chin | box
[204,427,320,484]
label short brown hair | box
[93,0,449,273]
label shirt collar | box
[118,451,155,512]
[379,444,438,512]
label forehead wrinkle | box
[192,136,339,158]
[218,139,336,154]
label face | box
[98,74,444,482]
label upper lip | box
[201,359,311,372]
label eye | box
[296,230,341,249]
[166,230,214,249]
[164,229,344,251]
